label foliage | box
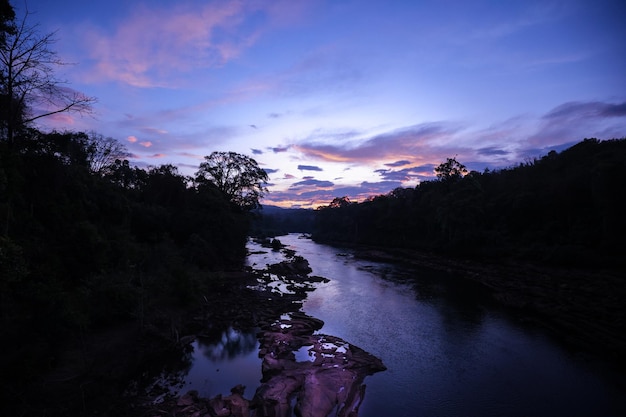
[435,156,467,182]
[313,138,626,269]
[195,151,268,211]
[250,205,315,237]
[0,128,257,399]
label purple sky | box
[17,0,626,208]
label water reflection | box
[196,327,258,362]
[139,234,626,416]
[280,234,626,417]
[180,327,262,399]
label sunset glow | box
[21,0,626,208]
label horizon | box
[14,0,626,208]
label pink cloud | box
[127,135,138,143]
[80,1,314,87]
[139,141,153,148]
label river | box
[164,233,626,416]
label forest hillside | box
[314,138,626,270]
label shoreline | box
[318,239,626,369]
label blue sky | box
[15,0,626,207]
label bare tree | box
[0,7,96,144]
[85,132,132,175]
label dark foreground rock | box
[253,312,386,417]
[141,313,385,417]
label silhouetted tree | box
[195,151,268,210]
[0,0,15,41]
[0,7,95,144]
[435,157,467,182]
[85,132,131,175]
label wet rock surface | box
[136,244,385,417]
[253,312,386,417]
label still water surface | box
[177,234,626,416]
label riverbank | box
[131,241,386,417]
[329,241,626,368]
[2,259,310,416]
[18,239,385,417]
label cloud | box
[263,168,279,174]
[601,102,626,117]
[375,164,435,182]
[139,141,153,148]
[251,148,263,155]
[263,176,414,209]
[294,122,463,163]
[271,145,291,153]
[78,1,313,87]
[476,147,510,157]
[384,160,411,167]
[528,100,626,147]
[291,179,334,188]
[543,101,626,120]
[297,164,323,171]
[139,127,168,135]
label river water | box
[169,234,626,416]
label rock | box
[252,313,386,417]
[177,390,198,407]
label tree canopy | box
[435,157,468,182]
[195,151,268,211]
[313,139,626,268]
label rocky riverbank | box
[130,240,386,417]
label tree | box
[195,151,268,210]
[435,157,467,182]
[84,132,131,175]
[328,196,352,208]
[0,7,96,144]
[0,0,15,45]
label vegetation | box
[0,125,266,388]
[196,151,269,211]
[250,205,315,237]
[1,3,269,411]
[314,138,626,269]
[0,4,95,144]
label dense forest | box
[1,2,272,412]
[251,205,315,237]
[313,138,626,270]
[0,129,267,393]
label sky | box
[14,0,626,208]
